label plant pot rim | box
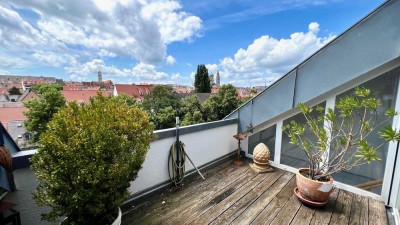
[296,168,333,184]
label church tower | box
[215,70,220,86]
[98,70,102,82]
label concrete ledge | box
[153,119,237,140]
[12,149,37,169]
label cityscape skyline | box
[0,1,383,86]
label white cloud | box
[166,55,176,65]
[0,54,32,68]
[33,51,78,67]
[98,49,117,58]
[131,62,169,80]
[205,64,218,74]
[65,59,170,82]
[219,22,334,86]
[171,73,182,80]
[0,0,202,70]
[141,1,202,44]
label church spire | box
[98,69,102,82]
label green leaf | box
[385,107,398,118]
[379,126,400,141]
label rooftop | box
[122,159,387,225]
[62,90,110,103]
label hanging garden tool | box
[168,117,205,186]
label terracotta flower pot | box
[295,168,334,203]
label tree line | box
[23,83,240,142]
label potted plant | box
[283,87,400,206]
[31,94,153,224]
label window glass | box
[281,102,326,168]
[332,67,399,195]
[248,125,276,161]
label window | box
[332,67,399,195]
[281,102,326,168]
[248,125,276,161]
[23,133,33,141]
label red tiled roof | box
[211,88,219,93]
[62,90,109,103]
[0,107,27,129]
[174,87,191,93]
[115,84,155,100]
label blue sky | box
[0,0,384,86]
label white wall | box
[129,122,238,195]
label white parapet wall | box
[129,119,238,196]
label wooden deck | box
[122,160,388,225]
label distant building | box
[22,78,57,91]
[7,120,35,150]
[113,84,155,101]
[209,74,215,86]
[18,89,40,102]
[174,86,192,94]
[62,90,110,104]
[98,70,102,83]
[8,95,20,102]
[63,80,113,91]
[215,71,220,86]
[0,107,27,130]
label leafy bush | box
[31,94,153,224]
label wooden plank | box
[230,172,295,225]
[201,171,290,225]
[163,168,261,225]
[250,179,297,225]
[368,198,388,225]
[309,188,339,225]
[329,190,353,225]
[349,194,369,225]
[290,204,316,225]
[269,194,302,225]
[123,160,249,225]
[181,170,285,225]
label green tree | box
[156,106,177,129]
[33,83,63,93]
[203,84,239,121]
[180,95,204,126]
[194,65,211,93]
[181,111,204,126]
[115,93,138,107]
[23,87,66,142]
[142,85,180,129]
[8,86,22,95]
[31,94,153,224]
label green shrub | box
[31,94,153,224]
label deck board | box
[122,160,388,225]
[329,190,353,225]
[310,188,339,225]
[194,170,286,225]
